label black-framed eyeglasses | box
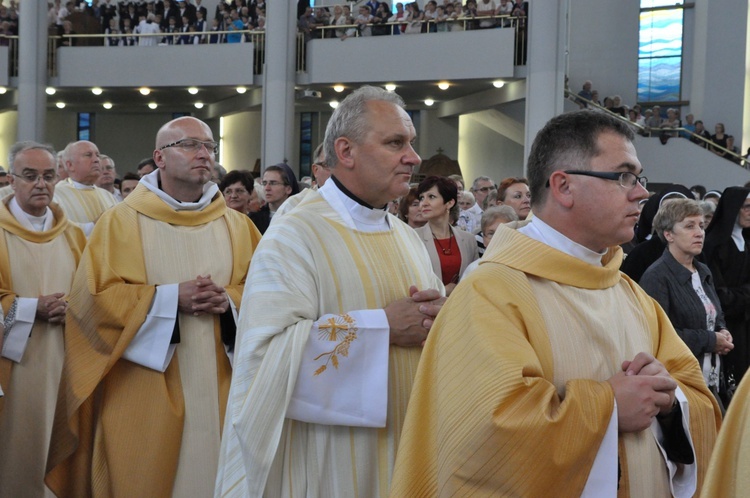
[159,138,218,154]
[545,170,648,189]
[11,172,57,184]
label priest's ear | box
[546,170,575,209]
[333,137,355,171]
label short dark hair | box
[527,110,635,207]
[137,157,156,172]
[122,172,140,182]
[219,169,255,193]
[398,186,419,222]
[417,176,459,219]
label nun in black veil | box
[704,186,750,390]
[621,184,693,282]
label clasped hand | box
[37,292,67,323]
[178,274,230,316]
[385,285,446,347]
[607,352,677,433]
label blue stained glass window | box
[638,3,684,102]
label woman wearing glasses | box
[704,186,750,399]
[640,199,733,412]
[219,170,259,216]
[415,176,478,296]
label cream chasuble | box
[53,180,117,225]
[390,226,721,498]
[46,184,260,498]
[139,215,232,498]
[0,199,84,498]
[216,186,443,498]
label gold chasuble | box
[390,226,720,498]
[52,180,117,224]
[703,374,750,497]
[216,189,443,498]
[0,199,85,497]
[46,184,261,497]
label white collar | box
[140,170,219,211]
[319,178,391,232]
[68,178,96,190]
[9,196,54,232]
[518,216,607,266]
[732,223,746,252]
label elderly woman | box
[397,186,427,228]
[462,205,518,278]
[640,199,733,409]
[415,176,478,295]
[704,186,750,391]
[496,176,531,220]
[219,170,258,216]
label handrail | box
[315,14,524,36]
[565,89,749,170]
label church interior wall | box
[458,113,524,185]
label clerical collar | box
[331,175,386,211]
[319,178,390,232]
[140,170,219,211]
[9,196,53,232]
[68,178,95,190]
[518,216,607,266]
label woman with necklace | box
[415,176,478,295]
[640,199,733,410]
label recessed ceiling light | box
[424,99,434,106]
[92,87,103,95]
[385,83,396,92]
[194,102,204,109]
[236,86,247,94]
[46,87,56,95]
[0,87,7,94]
[333,84,345,93]
[493,80,505,88]
[56,102,66,109]
[148,102,158,109]
[188,87,199,95]
[329,101,339,109]
[103,102,113,109]
[139,87,151,96]
[438,82,450,90]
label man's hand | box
[715,329,734,355]
[607,371,677,432]
[36,292,67,323]
[385,285,445,347]
[178,275,230,316]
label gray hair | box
[471,176,493,192]
[324,85,405,169]
[700,200,716,218]
[527,110,635,207]
[480,205,518,233]
[100,154,116,169]
[9,141,56,173]
[460,190,475,204]
[652,199,704,244]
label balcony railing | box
[565,89,750,170]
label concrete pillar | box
[17,0,48,142]
[523,0,568,172]
[261,0,297,172]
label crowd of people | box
[297,0,527,40]
[574,79,744,164]
[2,86,750,496]
[48,0,265,46]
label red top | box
[433,237,461,285]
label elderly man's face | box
[472,179,495,206]
[66,141,101,185]
[97,158,116,188]
[564,131,649,252]
[10,148,57,216]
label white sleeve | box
[581,400,618,497]
[651,387,697,498]
[121,284,178,372]
[286,309,390,427]
[1,297,37,363]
